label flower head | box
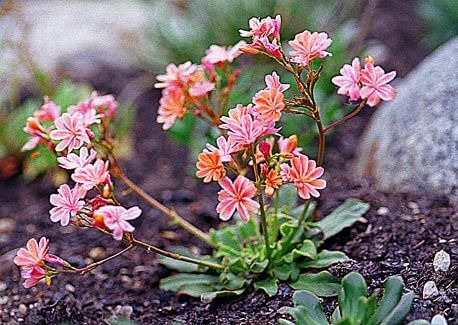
[188,81,215,98]
[90,92,118,118]
[49,184,86,226]
[21,117,48,151]
[216,176,260,222]
[49,112,91,152]
[360,61,397,106]
[281,155,326,199]
[289,31,332,66]
[206,136,235,162]
[239,15,281,39]
[154,61,199,89]
[34,99,61,122]
[241,36,281,58]
[253,87,285,122]
[94,205,141,240]
[57,146,97,170]
[72,159,110,190]
[21,266,47,288]
[332,57,362,101]
[202,41,245,67]
[278,135,302,157]
[196,150,225,183]
[156,88,187,130]
[265,72,290,93]
[14,237,49,268]
[68,101,102,126]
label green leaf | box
[200,289,245,303]
[220,272,250,290]
[157,247,201,273]
[238,219,259,240]
[339,272,368,320]
[278,183,298,210]
[368,275,405,325]
[289,271,340,297]
[254,277,278,297]
[285,290,328,325]
[298,250,349,269]
[177,284,218,298]
[290,239,318,261]
[210,227,241,251]
[379,292,414,325]
[316,199,369,240]
[406,321,430,325]
[160,273,219,293]
[271,263,300,281]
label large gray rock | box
[355,38,458,200]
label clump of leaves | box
[281,272,420,325]
[159,198,369,302]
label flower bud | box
[258,141,272,158]
[365,56,374,65]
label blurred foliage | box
[418,0,458,49]
[145,0,364,159]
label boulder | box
[354,38,458,200]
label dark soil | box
[1,1,456,324]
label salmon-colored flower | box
[14,237,49,268]
[49,113,91,152]
[265,169,282,196]
[216,176,260,222]
[332,57,362,101]
[239,15,281,39]
[68,101,102,126]
[202,41,245,67]
[281,155,326,199]
[196,150,225,183]
[157,88,187,130]
[253,87,285,122]
[72,159,110,190]
[188,81,215,98]
[34,99,61,122]
[265,72,290,92]
[21,117,48,151]
[94,205,141,240]
[57,147,97,170]
[21,266,47,288]
[154,61,199,89]
[90,92,118,118]
[360,62,397,106]
[206,136,235,162]
[241,36,281,58]
[278,135,302,157]
[289,31,332,66]
[49,184,86,226]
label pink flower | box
[241,36,281,58]
[360,62,397,107]
[21,117,47,151]
[239,15,281,39]
[253,87,285,122]
[278,135,303,157]
[188,81,215,98]
[220,111,277,151]
[196,150,225,183]
[94,205,141,240]
[34,99,61,122]
[265,169,282,196]
[157,88,187,130]
[49,184,86,226]
[332,57,362,101]
[21,266,47,288]
[49,113,91,152]
[281,155,326,199]
[68,101,102,126]
[14,237,49,268]
[72,159,110,190]
[57,146,97,170]
[154,61,199,89]
[206,136,235,162]
[216,176,260,222]
[202,41,245,67]
[289,31,332,66]
[90,92,118,118]
[265,72,290,92]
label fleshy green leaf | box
[339,272,368,320]
[290,239,317,261]
[289,271,340,297]
[316,198,369,240]
[298,250,349,269]
[254,277,278,297]
[238,219,259,240]
[368,275,405,325]
[210,227,241,251]
[200,289,245,303]
[160,273,219,293]
[271,263,300,281]
[157,247,202,273]
[379,292,414,325]
[284,290,328,325]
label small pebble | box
[376,207,389,216]
[433,250,451,272]
[0,296,8,305]
[0,218,16,233]
[0,281,7,292]
[65,284,75,293]
[431,314,448,325]
[88,247,106,260]
[18,304,27,315]
[408,202,419,209]
[114,305,133,320]
[423,280,439,299]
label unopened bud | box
[365,56,374,65]
[102,184,111,198]
[258,141,271,158]
[240,45,260,55]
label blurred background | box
[0,0,456,182]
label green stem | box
[289,198,312,243]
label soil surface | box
[1,0,456,324]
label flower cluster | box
[332,57,397,106]
[154,41,244,130]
